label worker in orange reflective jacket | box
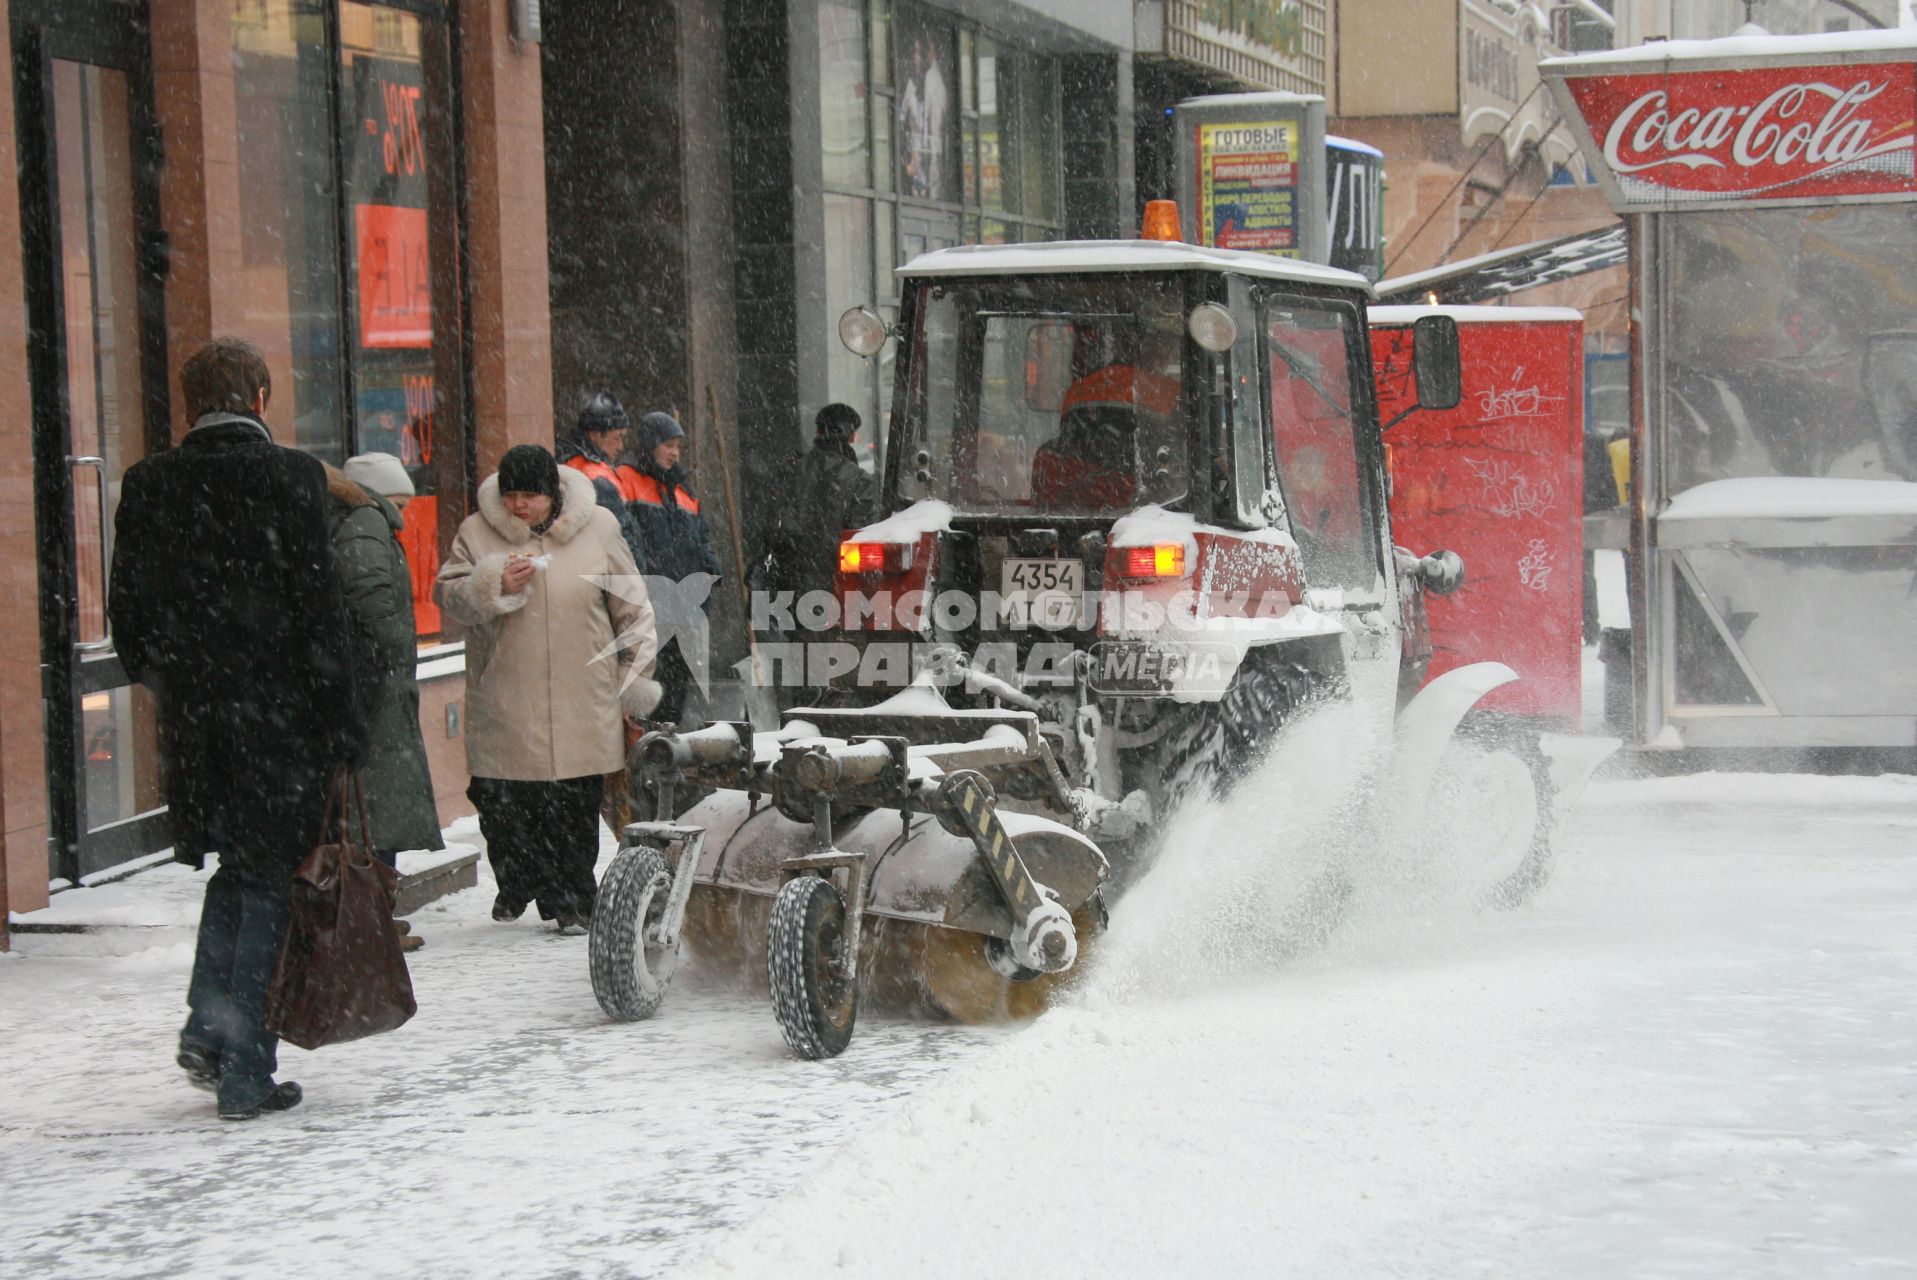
[620,411,722,725]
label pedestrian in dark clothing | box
[108,337,365,1121]
[764,402,879,598]
[436,446,659,933]
[329,453,446,952]
[557,390,645,564]
[621,411,722,724]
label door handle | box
[68,454,113,654]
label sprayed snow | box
[1543,26,1917,67]
[6,672,1917,1277]
[1662,477,1917,521]
[1369,304,1582,325]
[688,717,1917,1279]
[850,498,954,543]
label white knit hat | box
[343,451,415,499]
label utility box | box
[1173,92,1327,263]
[1373,305,1586,723]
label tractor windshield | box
[896,275,1191,516]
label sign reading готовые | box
[1559,61,1917,206]
[1197,120,1299,253]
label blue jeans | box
[181,862,293,1109]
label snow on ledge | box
[1369,304,1582,325]
[852,499,954,543]
[1110,504,1296,556]
[1661,477,1917,522]
[1543,27,1917,70]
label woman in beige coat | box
[437,445,660,933]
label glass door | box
[15,4,170,882]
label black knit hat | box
[578,390,630,435]
[816,402,861,438]
[497,444,560,497]
[637,411,686,451]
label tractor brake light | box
[839,541,914,574]
[1120,543,1186,578]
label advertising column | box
[1174,93,1327,263]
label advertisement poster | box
[896,5,959,203]
[1197,120,1299,254]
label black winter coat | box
[108,415,365,876]
[765,438,877,596]
[623,455,723,590]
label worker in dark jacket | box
[621,411,722,724]
[764,403,878,598]
[329,453,446,952]
[108,336,364,1121]
[557,391,644,565]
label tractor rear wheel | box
[1156,650,1314,806]
[590,845,679,1021]
[768,875,858,1059]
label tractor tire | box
[768,875,858,1059]
[1453,713,1557,909]
[590,845,679,1022]
[1157,651,1314,805]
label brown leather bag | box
[266,770,417,1050]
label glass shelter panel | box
[1659,206,1917,494]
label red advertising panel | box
[1560,60,1917,205]
[355,202,432,349]
[1373,308,1584,720]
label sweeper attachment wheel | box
[590,822,707,1022]
[768,874,858,1059]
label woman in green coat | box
[326,456,445,880]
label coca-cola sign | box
[1559,62,1917,205]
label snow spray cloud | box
[1073,700,1543,1009]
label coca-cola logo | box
[1563,63,1917,203]
[1605,79,1900,174]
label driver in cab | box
[1031,364,1180,509]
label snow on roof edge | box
[1327,135,1385,158]
[1370,304,1582,324]
[1178,91,1324,109]
[898,241,1370,289]
[1541,27,1917,70]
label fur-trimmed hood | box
[476,464,599,546]
[322,461,404,534]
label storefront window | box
[231,0,457,636]
[233,1,346,458]
[820,2,869,189]
[816,1,1065,480]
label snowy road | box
[5,751,1916,1277]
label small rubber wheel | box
[767,875,857,1059]
[590,845,678,1021]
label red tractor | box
[590,230,1587,1059]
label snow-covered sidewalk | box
[3,768,1915,1278]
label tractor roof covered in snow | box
[896,240,1371,289]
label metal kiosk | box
[1542,31,1917,751]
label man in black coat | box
[109,337,365,1120]
[764,402,878,599]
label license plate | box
[1000,558,1084,628]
